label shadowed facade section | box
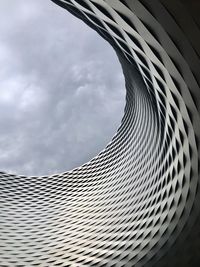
[1,0,200,266]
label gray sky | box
[0,0,125,176]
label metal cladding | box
[1,0,200,266]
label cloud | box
[0,0,125,176]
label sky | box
[0,0,125,176]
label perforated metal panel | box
[1,0,200,266]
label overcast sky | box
[0,0,125,176]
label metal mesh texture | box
[1,0,200,266]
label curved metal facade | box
[1,0,200,266]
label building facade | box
[1,0,200,266]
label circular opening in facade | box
[0,0,125,176]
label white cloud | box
[0,0,125,176]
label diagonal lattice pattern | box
[1,0,200,266]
